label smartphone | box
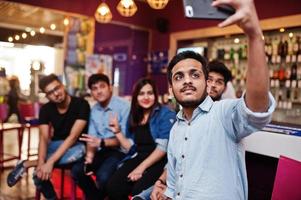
[183,0,235,20]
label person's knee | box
[71,162,85,181]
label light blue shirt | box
[88,96,130,141]
[165,93,276,200]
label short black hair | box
[167,50,208,84]
[39,74,60,92]
[88,73,110,89]
[207,60,232,84]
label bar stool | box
[35,165,77,200]
[18,102,40,159]
[0,103,24,170]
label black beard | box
[210,94,222,101]
[174,92,208,109]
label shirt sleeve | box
[155,107,176,152]
[38,105,50,125]
[77,99,90,121]
[223,92,276,141]
[88,110,98,137]
[165,127,176,199]
[119,103,130,135]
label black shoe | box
[7,160,26,187]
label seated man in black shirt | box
[7,74,90,200]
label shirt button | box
[184,137,188,141]
[180,174,183,178]
[188,122,191,125]
[182,155,185,158]
[177,192,180,196]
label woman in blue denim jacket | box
[106,78,176,200]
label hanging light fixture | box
[146,0,169,9]
[117,0,137,17]
[95,2,112,23]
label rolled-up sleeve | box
[155,138,168,152]
[155,108,176,151]
[231,92,276,140]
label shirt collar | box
[96,96,115,111]
[176,95,214,121]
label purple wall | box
[94,23,149,95]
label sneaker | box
[7,160,26,187]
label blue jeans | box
[33,141,85,200]
[132,186,153,200]
[71,148,125,200]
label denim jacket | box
[126,105,176,152]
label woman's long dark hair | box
[129,78,159,132]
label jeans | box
[132,186,153,200]
[71,148,125,200]
[33,141,85,200]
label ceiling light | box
[147,0,169,9]
[234,38,240,44]
[8,37,13,42]
[15,35,20,41]
[40,27,45,33]
[30,30,36,36]
[25,27,31,32]
[63,18,69,26]
[50,24,56,30]
[95,2,112,23]
[117,0,137,17]
[22,33,27,39]
[289,32,294,38]
[279,28,285,33]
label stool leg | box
[27,126,31,159]
[71,178,76,200]
[60,169,65,199]
[18,127,23,160]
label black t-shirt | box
[39,96,90,140]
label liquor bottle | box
[277,36,284,58]
[265,37,273,63]
[293,36,299,55]
[288,36,294,56]
[290,63,297,80]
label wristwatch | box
[100,139,105,148]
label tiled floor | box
[0,127,39,200]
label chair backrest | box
[18,102,40,123]
[271,155,301,200]
[0,103,8,122]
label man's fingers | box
[218,12,241,27]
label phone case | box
[183,0,235,20]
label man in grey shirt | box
[165,0,276,199]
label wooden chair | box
[271,155,301,200]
